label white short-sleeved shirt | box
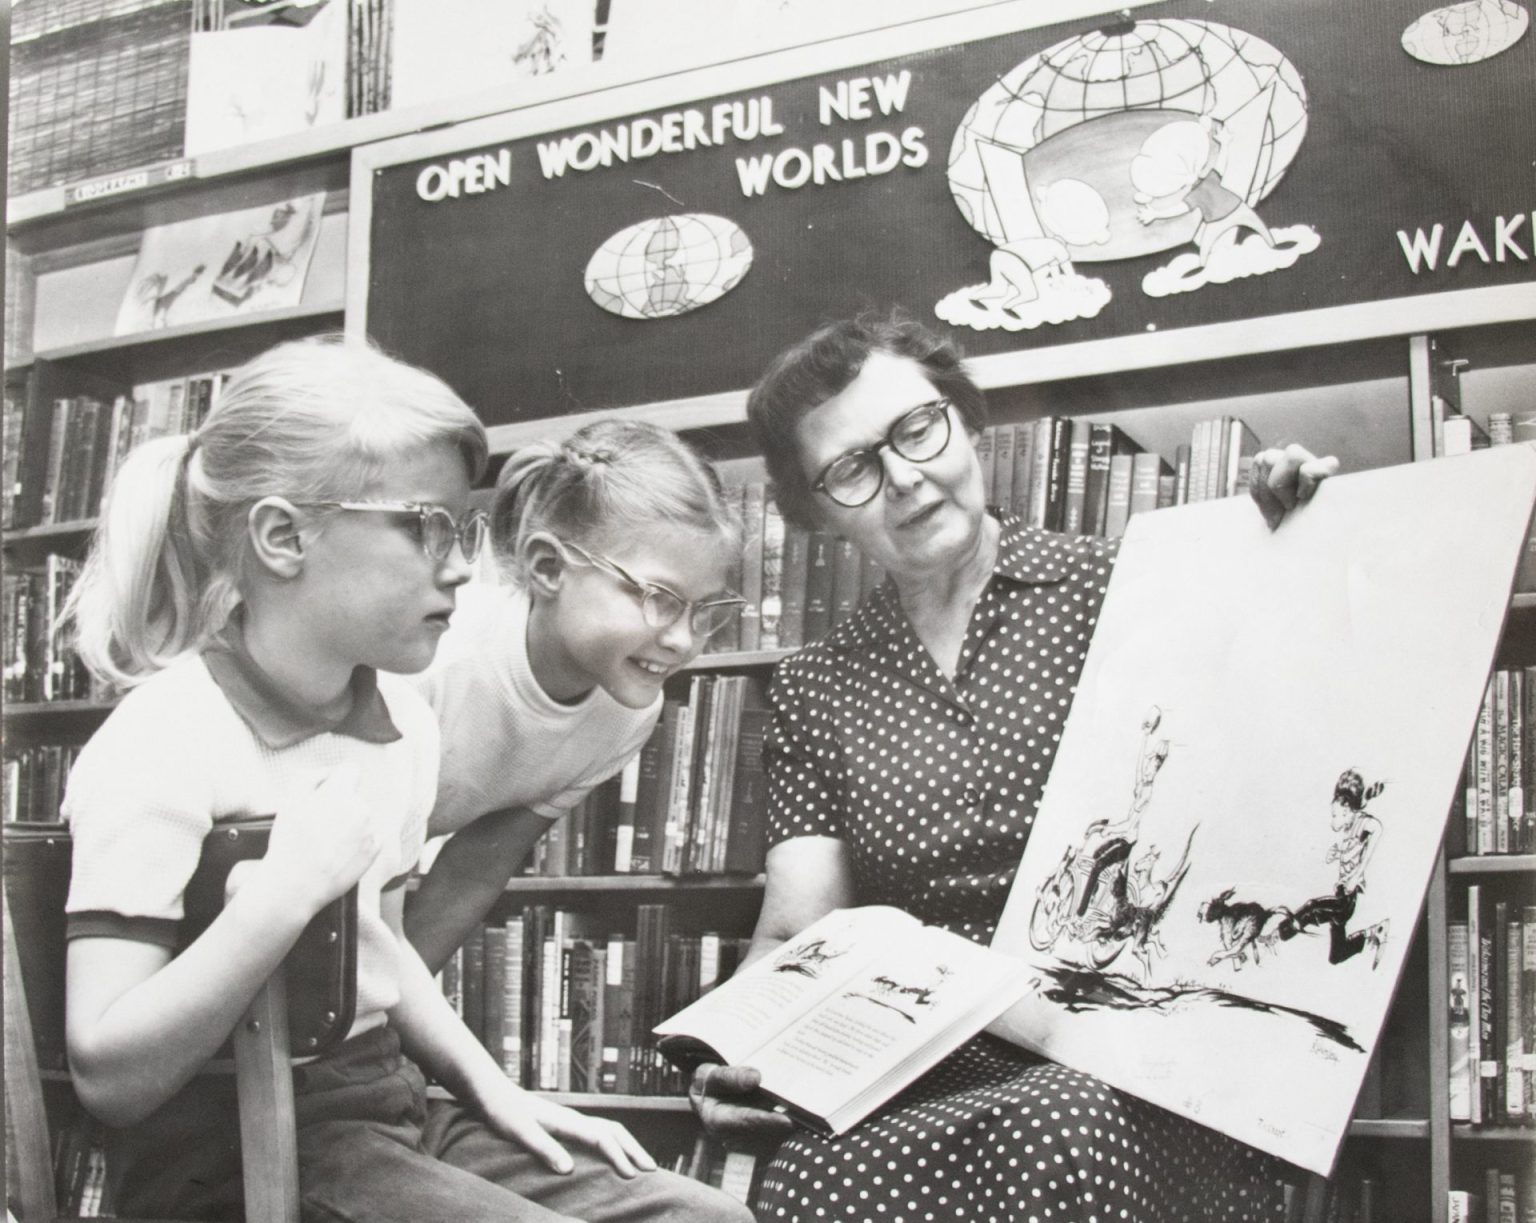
[411,581,660,835]
[63,647,440,1036]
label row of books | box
[3,371,227,531]
[1456,668,1534,857]
[711,482,885,657]
[3,556,99,705]
[3,744,84,826]
[707,415,1266,659]
[671,1135,759,1208]
[1436,407,1536,592]
[51,1113,109,1218]
[1282,1172,1380,1223]
[1447,1165,1536,1223]
[1446,888,1534,1126]
[627,673,771,877]
[975,413,1261,539]
[441,904,749,1096]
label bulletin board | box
[351,0,1536,439]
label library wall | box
[362,0,1536,429]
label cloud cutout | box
[1141,225,1321,299]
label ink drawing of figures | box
[987,447,1536,1174]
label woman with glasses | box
[403,418,747,979]
[688,311,1337,1222]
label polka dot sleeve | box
[764,649,848,847]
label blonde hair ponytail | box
[67,335,488,689]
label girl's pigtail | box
[66,434,203,691]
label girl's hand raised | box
[250,765,383,914]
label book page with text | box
[654,906,919,1065]
[746,924,1030,1128]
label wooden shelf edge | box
[33,302,346,363]
[1347,1117,1430,1140]
[1449,1123,1536,1141]
[686,648,795,670]
[1446,854,1536,874]
[500,873,765,893]
[425,1084,693,1110]
[3,700,116,717]
[3,519,98,544]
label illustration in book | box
[115,194,326,335]
[988,444,1536,1175]
[654,906,1030,1136]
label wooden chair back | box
[3,823,356,1223]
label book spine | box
[1496,671,1512,853]
[974,426,996,505]
[1128,452,1165,523]
[758,489,786,651]
[1026,417,1054,529]
[1010,417,1037,520]
[1476,679,1497,854]
[1500,901,1524,1120]
[1508,670,1525,853]
[1449,917,1472,1121]
[1525,667,1536,854]
[1045,417,1071,532]
[1104,453,1134,539]
[737,483,765,652]
[830,538,862,628]
[482,920,506,1071]
[1523,905,1536,1119]
[802,530,835,644]
[1470,884,1488,1123]
[992,422,1015,513]
[778,523,809,650]
[1061,418,1092,535]
[503,917,524,1083]
[1083,421,1114,537]
[612,755,639,874]
[724,678,771,874]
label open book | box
[653,905,1030,1135]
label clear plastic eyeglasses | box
[811,398,954,508]
[305,501,489,563]
[556,540,747,638]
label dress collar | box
[203,618,401,750]
[825,509,1070,656]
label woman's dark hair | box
[745,310,988,530]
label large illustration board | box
[988,443,1536,1175]
[356,0,1534,431]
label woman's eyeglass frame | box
[810,398,954,508]
[301,500,490,563]
[555,539,747,639]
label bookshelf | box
[6,3,1535,1219]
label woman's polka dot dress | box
[753,513,1283,1223]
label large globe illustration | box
[584,213,753,320]
[948,19,1308,261]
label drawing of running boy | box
[1265,769,1391,968]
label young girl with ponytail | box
[60,336,752,1223]
[404,419,745,972]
